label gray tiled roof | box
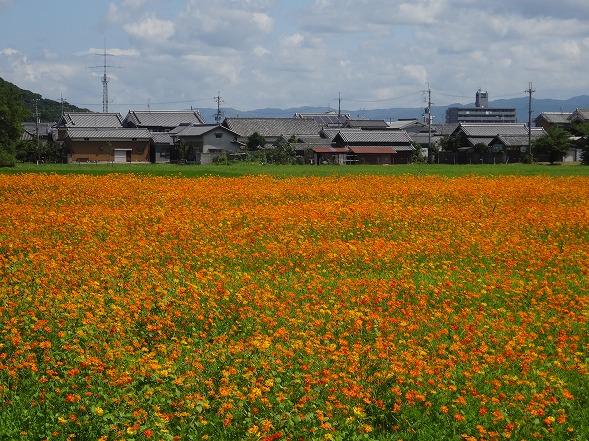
[298,135,333,147]
[387,120,422,130]
[321,128,363,141]
[344,120,389,129]
[336,130,414,144]
[58,112,124,128]
[458,123,530,137]
[493,130,546,146]
[151,132,174,144]
[66,128,152,140]
[175,124,239,137]
[535,112,572,124]
[293,112,351,126]
[223,118,321,137]
[568,109,589,121]
[408,132,443,145]
[124,110,205,128]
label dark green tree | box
[15,139,66,163]
[532,127,571,164]
[473,142,491,154]
[1,81,30,166]
[267,135,296,164]
[245,132,266,151]
[439,133,461,152]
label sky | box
[1,0,589,121]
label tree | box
[473,142,491,154]
[532,127,571,164]
[439,133,461,152]
[245,132,266,151]
[0,81,30,166]
[15,139,67,163]
[411,141,426,163]
[267,135,297,164]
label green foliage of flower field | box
[0,173,588,440]
[2,162,589,178]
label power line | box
[432,89,526,99]
[342,91,421,104]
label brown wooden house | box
[64,128,152,163]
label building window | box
[215,133,223,138]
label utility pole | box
[338,92,341,129]
[423,84,433,162]
[214,92,224,124]
[526,82,535,161]
[427,85,432,153]
[33,99,40,164]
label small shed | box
[331,130,415,165]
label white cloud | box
[124,16,175,43]
[281,33,305,49]
[3,0,589,111]
[253,46,270,57]
[1,48,19,56]
[403,65,428,85]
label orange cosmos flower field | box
[0,173,587,440]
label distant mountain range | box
[200,96,589,125]
[3,76,588,125]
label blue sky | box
[2,0,589,119]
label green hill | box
[0,77,90,123]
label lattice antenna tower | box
[87,42,122,113]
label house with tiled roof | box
[54,112,124,141]
[568,109,589,124]
[64,128,152,163]
[317,130,414,165]
[534,112,572,131]
[405,123,459,152]
[441,123,547,164]
[123,110,205,132]
[150,132,174,163]
[21,121,52,142]
[171,124,241,164]
[451,123,535,148]
[293,111,351,127]
[222,117,321,144]
[489,129,547,162]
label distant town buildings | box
[20,88,589,165]
[445,90,517,124]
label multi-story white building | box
[445,90,517,124]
